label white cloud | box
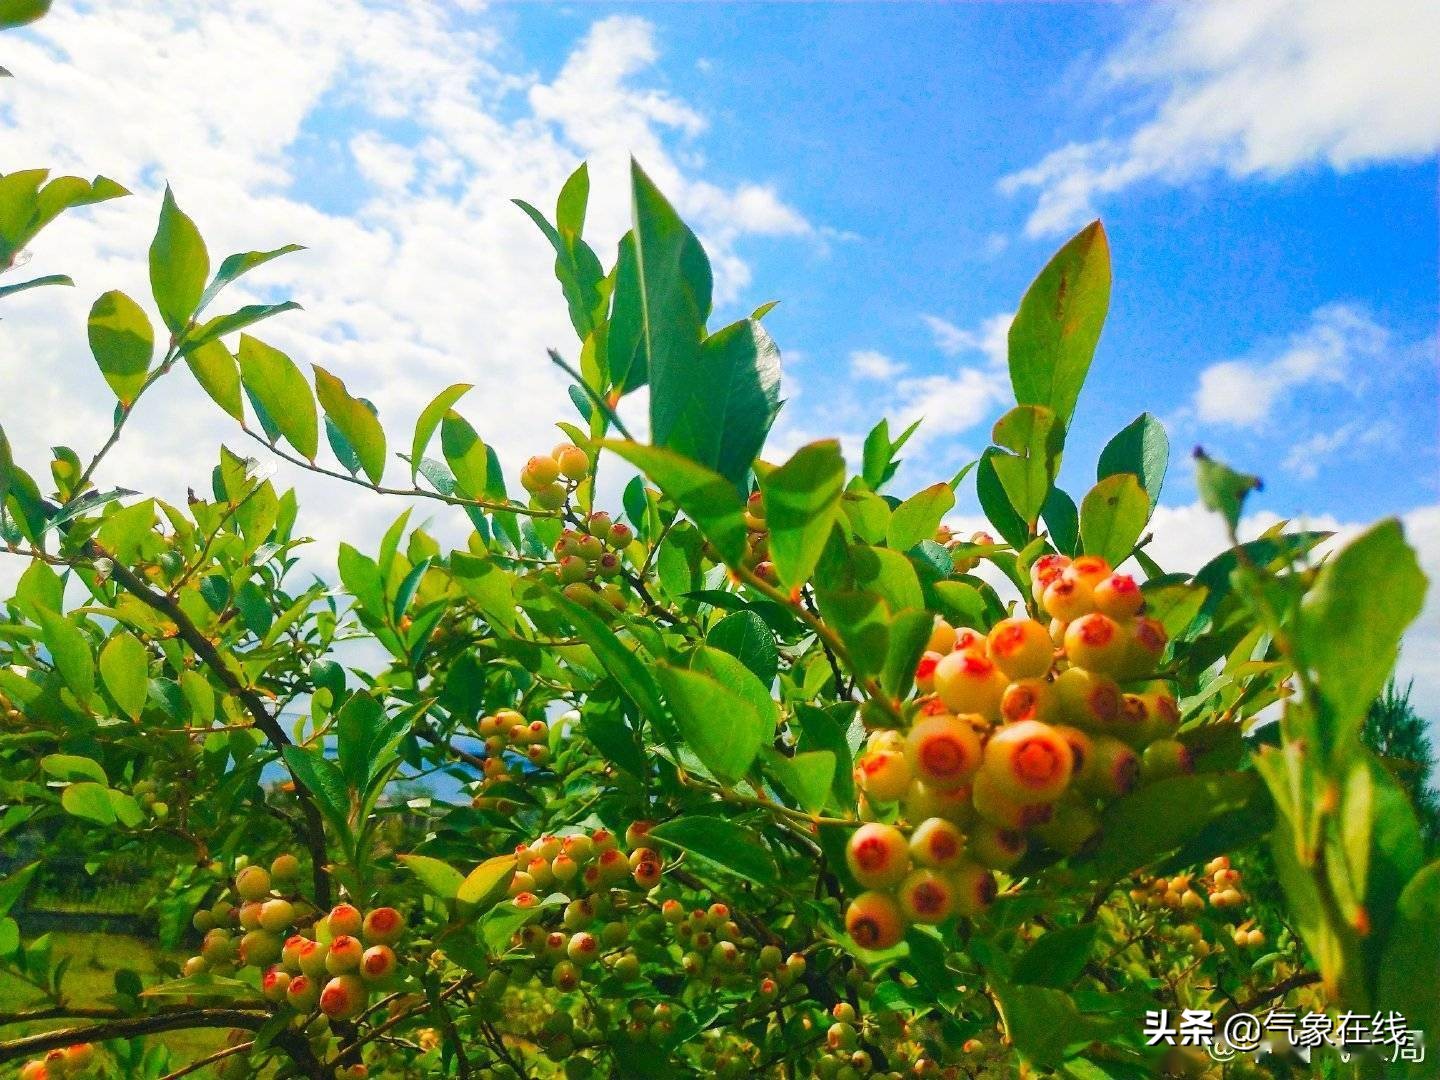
[0,4,816,583]
[922,313,1011,364]
[1281,421,1394,480]
[1192,303,1388,427]
[849,349,905,381]
[999,0,1440,236]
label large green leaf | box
[335,691,386,791]
[409,383,471,484]
[1097,413,1168,513]
[656,659,770,784]
[86,290,154,406]
[1298,519,1427,745]
[451,552,518,632]
[40,754,106,785]
[1193,449,1261,533]
[1078,473,1148,567]
[1378,859,1440,1067]
[0,0,51,30]
[98,631,148,720]
[238,335,318,460]
[280,745,351,835]
[37,608,93,701]
[1012,922,1098,989]
[1008,221,1110,430]
[314,366,386,484]
[648,816,778,886]
[764,749,836,815]
[440,411,488,500]
[706,610,779,685]
[887,483,955,552]
[185,339,244,421]
[602,441,747,565]
[148,186,209,333]
[551,592,674,745]
[398,854,464,900]
[758,440,845,588]
[989,405,1063,527]
[197,244,304,315]
[514,167,606,344]
[976,449,1028,549]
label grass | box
[0,931,226,1070]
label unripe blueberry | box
[361,907,404,945]
[845,823,911,889]
[752,560,779,584]
[183,955,207,977]
[856,747,912,803]
[562,898,594,929]
[631,856,662,890]
[325,935,363,975]
[927,617,957,655]
[360,944,398,984]
[987,617,1054,680]
[1141,738,1194,781]
[1000,677,1060,725]
[914,651,942,695]
[235,865,271,902]
[1115,693,1152,744]
[328,904,364,939]
[982,719,1074,803]
[952,626,987,654]
[319,974,368,1020]
[1093,572,1143,618]
[607,522,633,548]
[844,890,906,950]
[967,822,1026,869]
[1064,613,1128,676]
[1042,573,1093,623]
[971,770,1055,830]
[567,932,600,965]
[1055,667,1122,730]
[63,1045,95,1071]
[553,444,590,480]
[551,959,581,991]
[909,817,966,869]
[201,929,236,964]
[1050,725,1093,778]
[625,820,656,850]
[576,534,604,562]
[1069,555,1111,584]
[238,901,263,931]
[597,848,629,884]
[1123,616,1168,678]
[949,861,998,918]
[262,966,292,1003]
[932,651,1006,720]
[551,853,578,882]
[897,868,955,924]
[192,909,215,934]
[905,779,975,825]
[596,552,622,578]
[19,1062,48,1080]
[533,482,567,510]
[282,933,307,970]
[558,555,589,584]
[270,853,301,885]
[613,953,641,981]
[259,898,294,933]
[240,929,281,968]
[904,713,983,790]
[521,455,561,492]
[1029,553,1072,603]
[600,921,627,948]
[758,943,783,971]
[297,939,329,978]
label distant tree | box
[1364,680,1440,851]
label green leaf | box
[314,366,386,484]
[656,661,770,784]
[98,631,149,720]
[184,339,244,421]
[1377,859,1440,1055]
[989,405,1064,526]
[148,186,209,333]
[392,557,431,623]
[40,754,107,785]
[0,862,38,918]
[765,749,836,815]
[1193,449,1261,533]
[36,608,93,700]
[976,449,1028,549]
[1097,413,1168,513]
[887,482,955,552]
[608,230,646,394]
[440,411,487,500]
[186,301,302,349]
[602,441,747,565]
[336,691,386,792]
[1008,220,1111,430]
[675,317,783,488]
[1078,473,1148,567]
[0,273,72,299]
[648,816,778,887]
[457,854,517,911]
[514,183,605,343]
[1012,922,1098,989]
[0,0,51,30]
[238,335,318,459]
[410,383,471,484]
[551,591,674,745]
[1298,519,1427,743]
[759,440,846,588]
[992,981,1103,1068]
[451,552,518,632]
[398,854,464,901]
[86,290,154,405]
[1041,486,1080,556]
[62,782,117,825]
[95,497,155,564]
[197,244,303,314]
[706,609,779,685]
[280,746,351,834]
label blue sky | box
[2,0,1437,703]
